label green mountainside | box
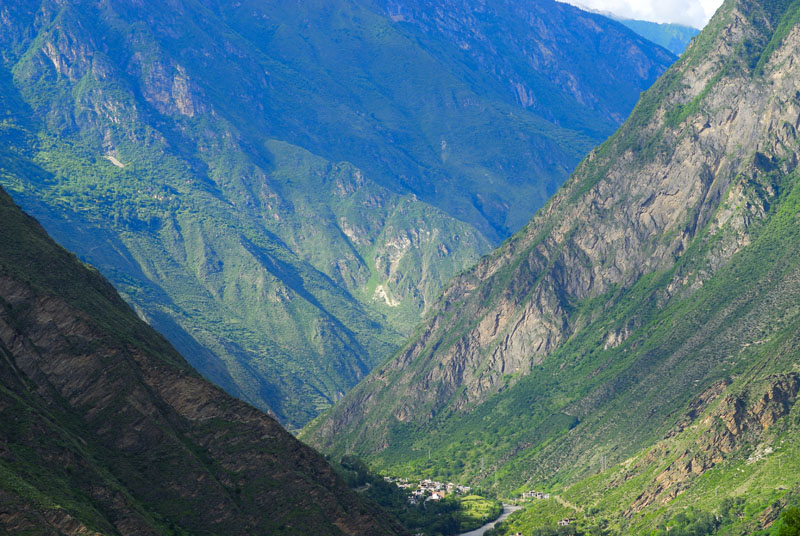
[303,0,800,531]
[0,0,674,427]
[617,19,700,55]
[0,184,406,535]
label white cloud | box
[565,0,723,28]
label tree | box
[778,507,800,536]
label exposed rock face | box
[303,0,800,485]
[0,186,404,535]
[628,374,800,512]
[0,496,104,536]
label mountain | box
[566,3,699,55]
[303,0,800,531]
[0,0,674,427]
[0,183,406,535]
[617,19,700,55]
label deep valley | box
[3,0,800,534]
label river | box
[457,504,521,536]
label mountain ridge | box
[566,2,700,55]
[617,19,700,55]
[0,183,406,535]
[303,0,800,530]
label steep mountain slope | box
[0,185,405,535]
[618,19,700,55]
[0,0,674,427]
[304,0,800,529]
[376,0,674,137]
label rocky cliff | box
[0,185,404,535]
[303,0,800,504]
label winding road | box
[457,504,521,536]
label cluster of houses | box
[522,490,550,500]
[383,477,472,505]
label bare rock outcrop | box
[628,374,799,513]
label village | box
[383,476,473,505]
[380,475,578,532]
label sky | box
[565,0,723,28]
